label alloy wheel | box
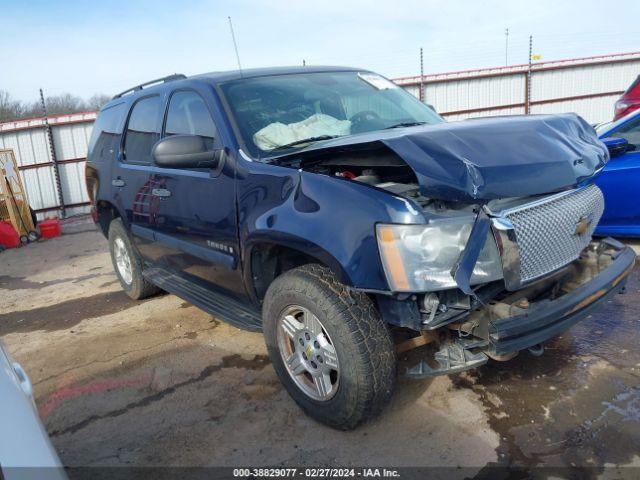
[113,237,133,285]
[276,305,340,401]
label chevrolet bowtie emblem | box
[574,215,593,235]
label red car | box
[614,75,640,121]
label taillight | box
[615,100,628,111]
[614,100,631,120]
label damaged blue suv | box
[86,67,635,429]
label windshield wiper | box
[384,121,427,129]
[271,135,342,151]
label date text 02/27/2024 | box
[232,468,401,478]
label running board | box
[143,267,262,332]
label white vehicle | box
[0,341,67,480]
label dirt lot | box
[1,219,640,478]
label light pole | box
[504,28,509,66]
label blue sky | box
[1,0,639,102]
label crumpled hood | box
[281,113,608,203]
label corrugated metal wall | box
[0,112,96,219]
[52,122,94,217]
[396,52,640,124]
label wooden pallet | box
[0,149,35,236]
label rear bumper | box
[488,238,636,355]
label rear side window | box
[165,91,218,149]
[88,102,126,162]
[123,96,162,164]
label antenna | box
[228,16,243,75]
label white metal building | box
[0,51,638,219]
[395,51,640,122]
[0,112,96,218]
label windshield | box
[219,71,444,159]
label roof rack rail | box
[112,74,187,99]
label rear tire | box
[263,264,396,430]
[108,218,159,300]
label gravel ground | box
[1,220,639,479]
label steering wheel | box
[350,110,380,124]
[349,110,382,133]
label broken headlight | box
[376,219,503,292]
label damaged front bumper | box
[405,238,635,378]
[487,238,634,356]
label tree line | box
[0,90,111,122]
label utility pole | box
[303,59,306,66]
[419,47,425,102]
[504,28,509,66]
[525,35,533,114]
[39,88,65,218]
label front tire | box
[108,218,159,300]
[263,264,396,430]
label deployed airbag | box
[254,113,351,151]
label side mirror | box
[152,135,219,169]
[602,136,629,158]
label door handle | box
[152,188,172,198]
[112,179,126,187]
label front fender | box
[237,159,425,291]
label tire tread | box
[108,219,159,300]
[263,264,395,430]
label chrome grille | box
[504,185,604,284]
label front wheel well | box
[249,243,339,302]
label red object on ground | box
[0,221,20,249]
[39,219,62,239]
